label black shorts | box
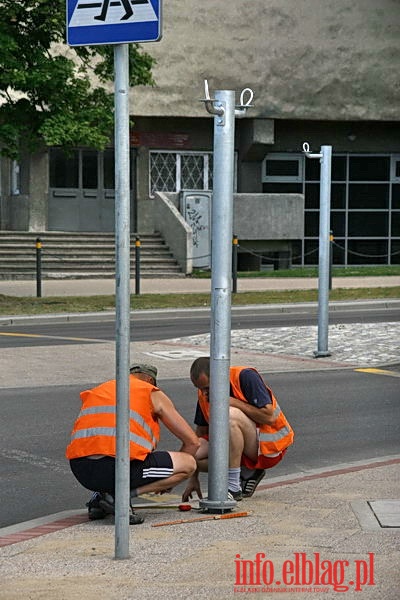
[70,451,174,494]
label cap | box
[130,363,158,383]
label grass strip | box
[0,287,399,316]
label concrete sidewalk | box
[1,457,399,599]
[0,275,399,296]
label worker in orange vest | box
[66,364,199,524]
[182,356,294,502]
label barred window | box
[150,151,215,196]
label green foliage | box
[0,0,155,158]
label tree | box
[0,0,155,158]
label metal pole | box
[232,235,238,294]
[329,231,333,291]
[199,90,236,513]
[135,237,141,295]
[315,146,332,357]
[114,44,131,559]
[35,237,42,298]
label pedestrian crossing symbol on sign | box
[67,0,162,46]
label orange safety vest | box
[66,376,160,460]
[198,366,294,458]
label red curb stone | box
[0,514,88,548]
[258,457,400,492]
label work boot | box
[98,492,145,525]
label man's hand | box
[182,474,203,502]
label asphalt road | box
[1,368,399,529]
[1,304,399,347]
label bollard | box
[35,237,42,298]
[232,235,238,293]
[329,231,334,291]
[135,237,141,295]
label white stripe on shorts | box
[143,467,174,479]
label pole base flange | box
[199,498,236,514]
[313,351,332,358]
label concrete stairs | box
[0,232,184,279]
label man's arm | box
[229,396,275,424]
[230,368,276,425]
[151,390,200,456]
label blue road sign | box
[67,0,162,46]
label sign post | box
[66,0,162,560]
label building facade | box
[1,0,399,267]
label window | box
[262,154,303,182]
[149,151,213,195]
[262,152,399,266]
[50,149,79,188]
[391,156,400,181]
[150,151,218,196]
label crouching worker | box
[182,357,294,502]
[66,364,199,524]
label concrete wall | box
[233,193,304,240]
[153,192,193,274]
[28,151,48,232]
[131,0,400,122]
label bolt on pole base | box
[313,350,332,358]
[199,497,237,514]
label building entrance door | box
[48,148,131,232]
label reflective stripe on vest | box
[66,377,160,460]
[71,426,154,452]
[259,424,292,444]
[78,405,158,447]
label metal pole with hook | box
[199,81,253,513]
[302,142,332,357]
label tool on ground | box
[152,511,250,527]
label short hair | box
[190,356,210,382]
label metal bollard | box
[135,237,141,295]
[329,231,334,291]
[36,237,42,298]
[232,235,238,293]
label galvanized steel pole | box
[114,44,131,559]
[199,90,236,513]
[315,146,332,357]
[303,143,332,357]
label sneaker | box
[98,492,115,515]
[86,492,107,520]
[98,493,145,525]
[241,469,266,498]
[227,489,243,501]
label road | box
[0,303,399,346]
[1,368,399,528]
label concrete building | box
[1,0,399,271]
